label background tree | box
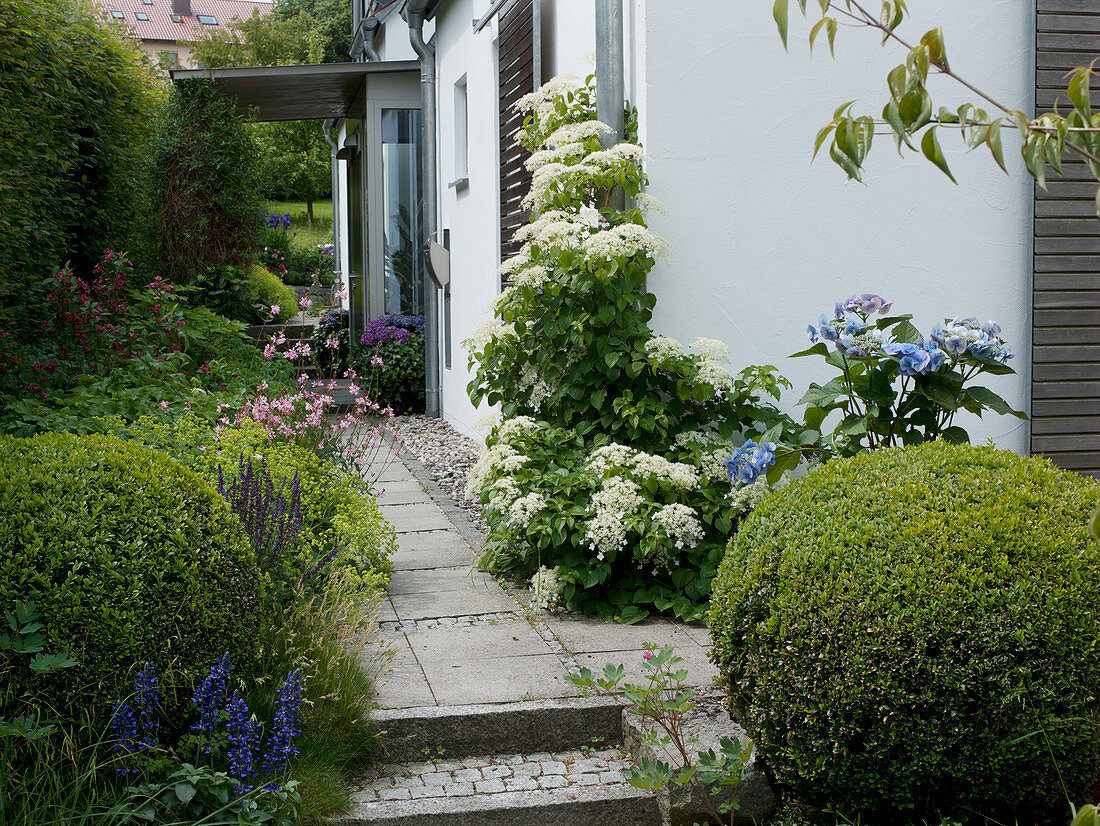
[271,0,351,64]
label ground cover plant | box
[709,442,1100,821]
[465,76,805,622]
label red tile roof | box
[93,0,272,44]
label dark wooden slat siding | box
[498,0,534,282]
[1034,1,1100,475]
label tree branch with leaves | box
[773,0,1100,212]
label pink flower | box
[159,400,170,410]
[298,297,312,310]
[642,651,652,662]
[270,304,280,316]
[370,355,384,367]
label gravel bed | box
[391,414,487,532]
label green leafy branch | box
[774,0,1100,211]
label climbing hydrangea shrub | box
[797,293,1025,456]
[465,77,803,621]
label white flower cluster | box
[633,192,666,215]
[508,491,546,528]
[525,143,588,171]
[529,565,563,611]
[644,336,684,363]
[584,142,645,167]
[511,264,551,291]
[521,162,600,210]
[544,120,616,148]
[582,224,669,262]
[513,213,596,249]
[585,476,643,556]
[692,337,731,363]
[653,503,704,549]
[465,443,528,500]
[497,415,538,440]
[588,443,699,490]
[499,247,532,276]
[465,318,514,350]
[517,75,583,115]
[727,473,791,515]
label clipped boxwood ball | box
[0,433,262,720]
[709,443,1100,818]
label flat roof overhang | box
[169,60,420,122]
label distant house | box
[92,0,272,68]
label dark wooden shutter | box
[498,0,535,283]
[1033,0,1100,476]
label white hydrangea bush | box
[464,76,802,622]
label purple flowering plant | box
[796,293,1026,456]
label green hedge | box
[0,0,162,324]
[0,432,262,719]
[709,443,1100,819]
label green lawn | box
[266,200,334,249]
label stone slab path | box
[366,450,717,711]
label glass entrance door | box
[380,108,424,317]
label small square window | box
[135,11,148,19]
[196,14,217,24]
[110,9,124,18]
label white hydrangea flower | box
[525,142,587,171]
[645,336,685,362]
[588,443,638,472]
[517,75,582,113]
[529,565,563,610]
[582,224,669,262]
[497,415,538,441]
[632,452,700,490]
[465,444,525,499]
[499,248,532,275]
[692,337,731,363]
[633,192,666,214]
[474,411,500,433]
[486,475,521,509]
[727,472,791,514]
[512,264,551,290]
[544,120,615,148]
[465,318,514,350]
[584,476,643,555]
[696,360,736,394]
[529,378,554,409]
[653,503,704,549]
[508,492,546,527]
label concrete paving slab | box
[378,597,399,624]
[419,654,579,706]
[388,567,499,596]
[392,544,478,571]
[375,479,430,494]
[396,530,473,555]
[362,460,415,483]
[391,586,519,621]
[544,615,700,656]
[374,646,437,709]
[404,618,555,663]
[381,502,454,533]
[677,622,711,649]
[574,644,717,687]
[376,487,435,506]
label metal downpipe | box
[322,120,342,299]
[596,0,625,211]
[407,1,441,418]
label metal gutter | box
[406,0,442,418]
[473,0,509,33]
[595,0,625,209]
[322,119,343,297]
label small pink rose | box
[642,651,652,662]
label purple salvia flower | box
[263,670,303,775]
[226,691,260,790]
[134,663,159,749]
[110,700,139,776]
[191,653,232,746]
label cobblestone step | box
[339,748,659,825]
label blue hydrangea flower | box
[725,440,777,486]
[840,294,894,316]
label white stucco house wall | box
[179,1,1097,473]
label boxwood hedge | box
[0,432,262,720]
[709,442,1100,819]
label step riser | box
[375,699,624,764]
[336,787,659,826]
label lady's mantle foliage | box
[464,76,801,622]
[798,293,1024,456]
